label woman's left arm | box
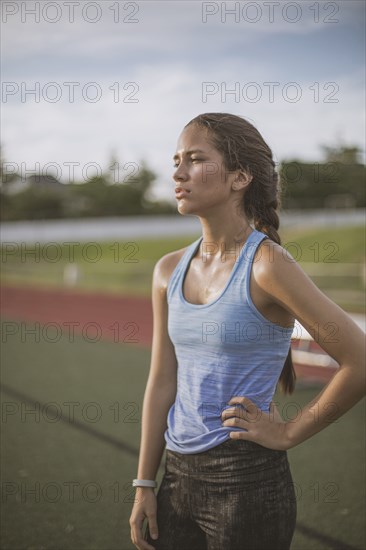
[222,241,366,450]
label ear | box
[232,170,253,191]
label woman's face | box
[173,124,238,215]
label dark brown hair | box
[185,112,296,394]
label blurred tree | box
[0,155,164,220]
[0,143,19,188]
[5,142,363,219]
[320,144,363,164]
[1,188,64,220]
[107,150,120,185]
[66,163,157,217]
[280,144,365,209]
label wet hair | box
[185,112,296,394]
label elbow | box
[337,362,366,399]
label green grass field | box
[1,321,365,550]
[1,225,365,311]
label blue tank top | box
[164,228,294,454]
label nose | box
[173,162,188,183]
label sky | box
[2,0,365,202]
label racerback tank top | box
[164,228,294,454]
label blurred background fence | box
[1,210,365,311]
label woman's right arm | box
[129,252,180,550]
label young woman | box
[129,113,365,550]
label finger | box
[223,407,261,423]
[222,406,249,421]
[221,408,238,420]
[133,531,156,550]
[146,513,159,541]
[223,416,250,430]
[228,396,258,414]
[131,522,156,550]
[229,429,253,440]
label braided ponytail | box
[244,163,296,394]
[185,113,296,394]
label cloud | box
[3,0,364,64]
[2,0,364,202]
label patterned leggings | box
[144,438,297,550]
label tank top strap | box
[241,229,269,265]
[224,229,268,299]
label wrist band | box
[132,479,157,488]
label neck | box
[198,213,253,262]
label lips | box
[175,187,191,194]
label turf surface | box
[1,321,365,550]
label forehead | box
[175,124,215,154]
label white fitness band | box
[132,479,157,488]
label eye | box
[191,158,203,163]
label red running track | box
[0,285,334,382]
[0,285,153,348]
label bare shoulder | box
[153,244,189,293]
[251,237,365,368]
[251,238,288,279]
[249,236,307,316]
